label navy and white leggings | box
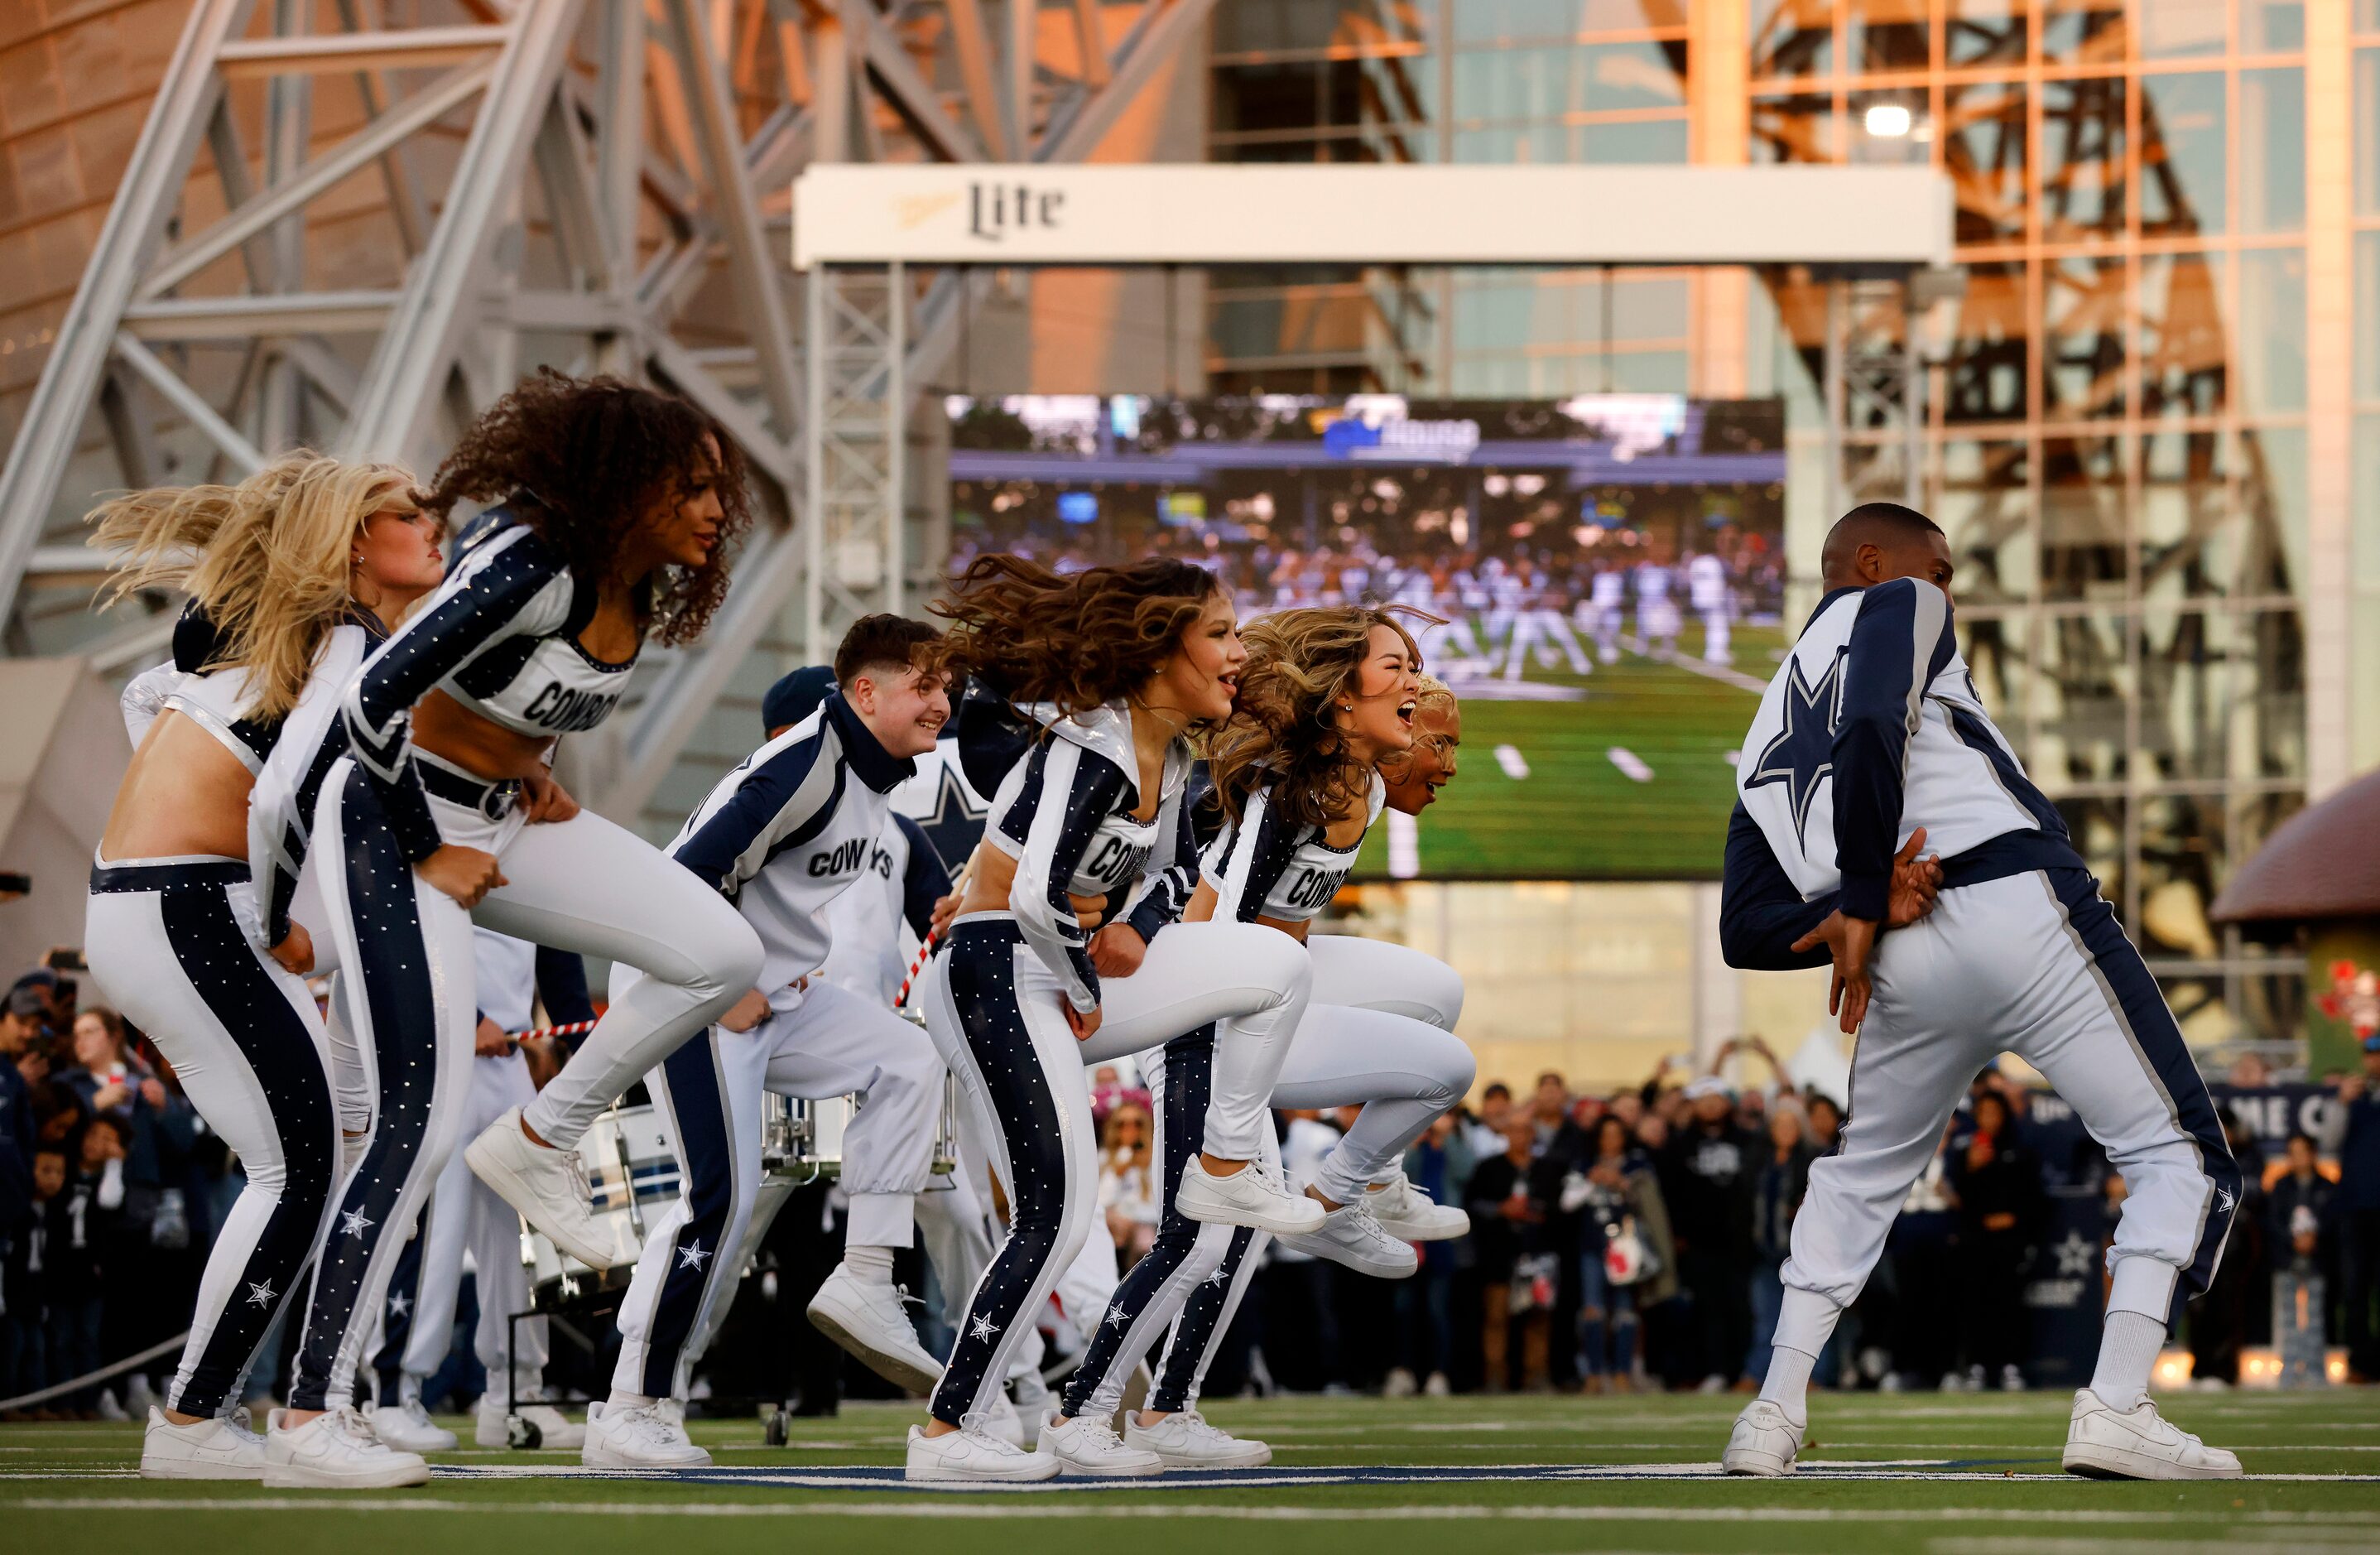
[85,857,339,1418]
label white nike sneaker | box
[1723,1399,1804,1476]
[464,1108,632,1270]
[263,1405,430,1489]
[141,1406,267,1480]
[1176,1157,1325,1237]
[97,1387,130,1421]
[2061,1389,2242,1480]
[1008,1369,1051,1448]
[367,1397,457,1453]
[475,1392,585,1450]
[1125,1408,1271,1468]
[1042,1411,1166,1476]
[806,1264,943,1394]
[904,1416,1060,1482]
[1277,1196,1418,1279]
[581,1399,712,1468]
[1366,1172,1469,1241]
[978,1393,1027,1449]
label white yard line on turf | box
[15,1500,2380,1526]
[1618,635,1770,694]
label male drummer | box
[587,619,956,1469]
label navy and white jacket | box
[1723,577,2080,969]
[976,702,1196,1015]
[819,814,952,1007]
[1201,772,1383,925]
[343,510,632,864]
[664,691,916,994]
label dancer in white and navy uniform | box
[296,376,762,1432]
[85,458,445,1488]
[366,928,594,1454]
[1059,630,1474,1465]
[589,621,953,1468]
[1721,503,2243,1482]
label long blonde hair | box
[90,455,422,720]
[1204,604,1431,830]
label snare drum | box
[521,1102,681,1311]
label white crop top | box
[1202,772,1386,924]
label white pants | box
[1700,604,1732,662]
[385,1053,546,1390]
[610,977,944,1401]
[1776,869,2241,1354]
[86,858,341,1418]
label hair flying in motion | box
[89,454,423,720]
[1204,604,1432,830]
[931,554,1224,719]
[423,369,752,647]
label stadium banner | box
[945,393,1785,881]
[793,163,1955,269]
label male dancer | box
[1721,502,2241,1480]
[584,619,952,1467]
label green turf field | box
[7,1389,2374,1553]
[1357,626,1781,881]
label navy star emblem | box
[245,1279,276,1309]
[1105,1303,1128,1328]
[339,1206,376,1238]
[969,1313,999,1343]
[1204,1267,1228,1288]
[387,1292,411,1320]
[910,751,988,868]
[1743,652,1846,849]
[677,1240,712,1272]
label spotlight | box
[1864,104,1913,138]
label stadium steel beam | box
[0,0,1214,835]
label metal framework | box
[0,0,1215,831]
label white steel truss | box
[0,0,1215,832]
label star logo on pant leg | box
[676,1240,711,1272]
[340,1207,375,1238]
[1106,1303,1127,1328]
[969,1313,998,1343]
[245,1280,276,1309]
[387,1293,411,1320]
[2214,1185,2238,1216]
[1204,1267,1228,1288]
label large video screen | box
[944,394,1786,880]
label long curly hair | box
[422,370,751,646]
[1205,604,1429,830]
[90,455,423,720]
[932,554,1224,719]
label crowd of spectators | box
[1,966,227,1419]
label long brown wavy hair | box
[932,554,1224,719]
[91,455,423,719]
[422,370,750,646]
[1205,604,1430,830]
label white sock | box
[2089,1310,2166,1413]
[1757,1345,1817,1427]
[844,1243,897,1284]
[606,1389,655,1412]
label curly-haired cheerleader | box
[87,458,446,1485]
[286,374,764,1429]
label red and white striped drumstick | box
[507,1018,598,1045]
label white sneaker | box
[1423,1371,1451,1398]
[1366,1172,1469,1241]
[1008,1369,1051,1448]
[805,1264,943,1394]
[1383,1366,1418,1399]
[977,1393,1027,1449]
[1125,1408,1271,1468]
[124,1374,160,1416]
[581,1399,712,1468]
[368,1397,457,1453]
[96,1387,130,1422]
[464,1108,632,1270]
[263,1406,430,1489]
[1723,1399,1804,1476]
[1278,1195,1418,1278]
[904,1416,1060,1482]
[475,1393,585,1450]
[1042,1411,1166,1476]
[2001,1363,2026,1393]
[2062,1389,2242,1480]
[1176,1157,1325,1237]
[141,1406,267,1480]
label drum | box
[758,1009,961,1185]
[521,1102,681,1312]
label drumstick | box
[897,850,975,1008]
[503,1017,598,1050]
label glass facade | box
[1203,1,2371,1068]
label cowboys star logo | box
[339,1207,375,1238]
[969,1313,999,1343]
[676,1240,712,1272]
[1204,1266,1229,1288]
[1105,1303,1127,1328]
[387,1292,411,1320]
[245,1279,276,1309]
[1743,651,1847,851]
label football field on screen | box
[7,1389,2377,1554]
[1355,625,1783,882]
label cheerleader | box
[910,556,1334,1481]
[286,373,763,1430]
[85,458,445,1486]
[1054,628,1475,1469]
